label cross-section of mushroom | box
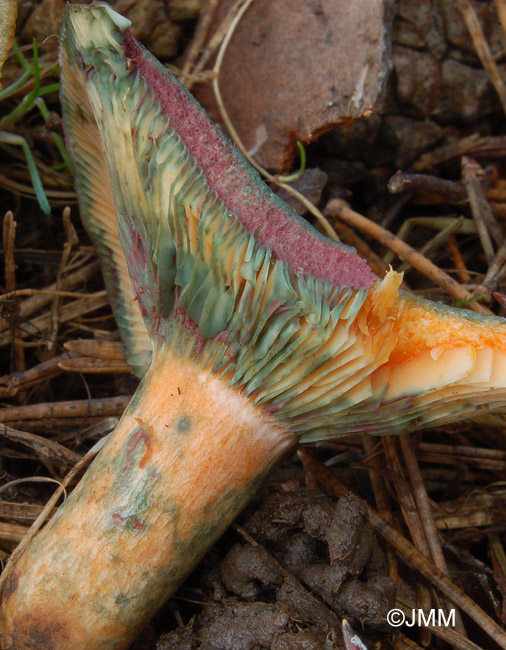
[2,4,506,649]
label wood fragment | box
[0,425,81,465]
[63,339,127,361]
[0,396,131,424]
[0,352,77,398]
[0,259,100,334]
[388,171,467,204]
[0,522,29,543]
[324,199,493,315]
[413,135,506,172]
[58,357,132,374]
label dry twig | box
[325,199,494,315]
[458,0,506,118]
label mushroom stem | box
[0,349,293,649]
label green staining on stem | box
[174,415,193,434]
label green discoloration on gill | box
[61,9,392,442]
[61,4,506,441]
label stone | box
[193,0,395,171]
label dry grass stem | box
[0,291,109,346]
[397,217,466,276]
[0,424,81,465]
[458,0,506,118]
[462,157,502,265]
[413,134,506,171]
[0,501,51,521]
[417,442,506,473]
[7,416,119,433]
[2,210,25,382]
[0,259,100,334]
[489,533,506,575]
[179,0,221,88]
[434,492,506,530]
[382,434,435,642]
[495,0,506,40]
[383,215,474,267]
[362,436,399,582]
[399,435,468,635]
[48,206,79,353]
[332,220,392,278]
[0,522,30,544]
[474,239,506,298]
[0,434,110,592]
[447,235,472,284]
[391,633,425,649]
[184,0,247,91]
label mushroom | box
[3,3,506,648]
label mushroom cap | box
[61,2,506,440]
